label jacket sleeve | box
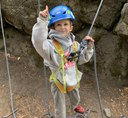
[77,43,94,65]
[31,15,50,61]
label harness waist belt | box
[53,77,76,92]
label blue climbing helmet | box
[49,5,75,26]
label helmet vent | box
[63,11,66,14]
[52,15,55,17]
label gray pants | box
[51,82,80,118]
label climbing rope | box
[37,0,41,14]
[37,1,54,118]
[87,0,104,36]
[76,0,104,117]
[0,4,17,118]
[41,65,54,118]
[87,0,104,118]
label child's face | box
[54,19,73,38]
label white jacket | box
[31,15,94,86]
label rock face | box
[115,3,128,37]
[0,0,128,82]
[1,0,37,34]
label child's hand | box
[40,5,49,18]
[84,36,94,49]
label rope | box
[93,45,104,118]
[37,1,54,117]
[87,0,104,36]
[76,0,104,117]
[86,0,104,117]
[41,65,54,118]
[0,4,17,118]
[37,0,40,13]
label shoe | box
[74,105,85,114]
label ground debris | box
[103,108,111,118]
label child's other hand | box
[84,36,94,49]
[40,5,49,18]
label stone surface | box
[115,3,128,37]
[1,0,127,34]
[0,0,128,82]
[104,108,111,118]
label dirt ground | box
[0,51,128,118]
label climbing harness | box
[38,0,105,117]
[0,4,17,118]
[49,40,80,93]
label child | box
[32,5,94,118]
